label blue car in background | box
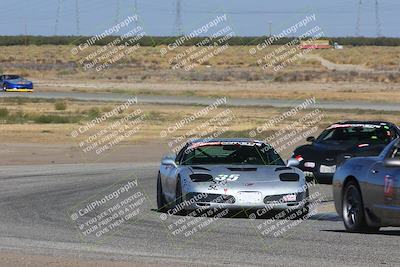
[0,75,33,92]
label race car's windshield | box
[4,75,21,80]
[316,124,393,144]
[181,143,284,166]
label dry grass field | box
[1,97,399,145]
[0,45,399,164]
[1,45,399,103]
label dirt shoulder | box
[0,250,191,267]
[0,142,165,166]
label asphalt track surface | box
[1,163,399,266]
[1,91,400,111]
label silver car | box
[333,138,400,232]
[157,138,309,217]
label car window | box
[181,143,284,166]
[316,125,393,144]
[4,75,20,80]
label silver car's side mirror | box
[287,158,300,167]
[161,158,177,167]
[384,158,400,168]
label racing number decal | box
[214,174,240,182]
[384,175,394,199]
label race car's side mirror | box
[384,158,400,168]
[287,158,300,167]
[161,158,177,168]
[306,136,315,142]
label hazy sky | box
[2,0,400,37]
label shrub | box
[87,107,101,119]
[54,101,67,110]
[0,108,8,117]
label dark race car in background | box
[333,138,400,232]
[0,75,34,92]
[291,121,400,184]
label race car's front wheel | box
[342,181,379,233]
[174,177,187,215]
[157,173,167,212]
[2,84,6,91]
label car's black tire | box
[342,181,380,233]
[175,177,187,215]
[2,84,7,91]
[157,173,167,212]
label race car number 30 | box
[214,174,240,182]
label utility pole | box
[268,21,272,37]
[24,22,28,46]
[55,0,61,35]
[75,0,80,35]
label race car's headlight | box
[279,173,300,182]
[304,162,315,168]
[189,173,213,182]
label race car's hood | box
[295,141,387,163]
[188,165,299,183]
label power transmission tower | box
[75,0,80,35]
[355,0,362,36]
[115,0,120,24]
[375,0,381,36]
[134,0,139,28]
[173,0,183,36]
[55,0,61,35]
[134,0,138,14]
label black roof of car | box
[333,121,396,126]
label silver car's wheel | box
[342,181,379,233]
[174,177,187,215]
[157,173,167,212]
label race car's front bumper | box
[4,83,34,92]
[181,191,308,212]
